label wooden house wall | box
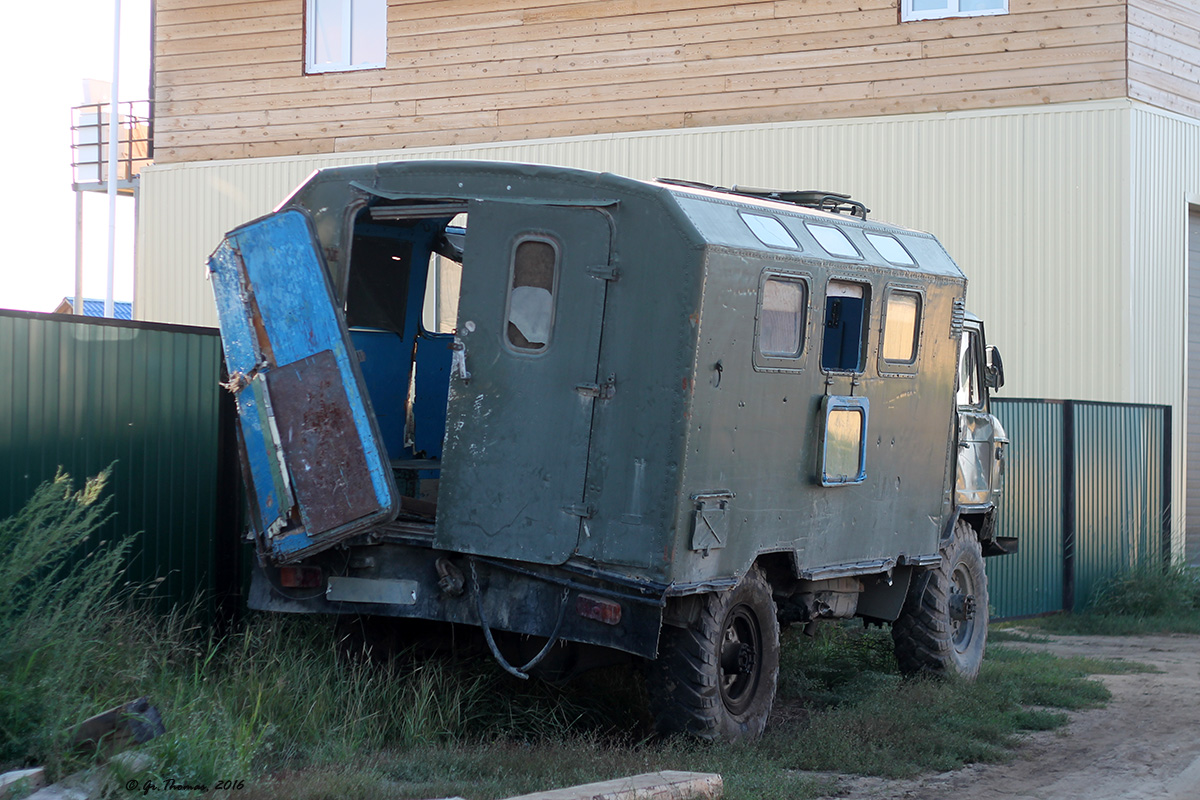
[153,0,1131,163]
[1128,0,1200,119]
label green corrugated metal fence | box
[988,398,1170,619]
[0,310,241,616]
[985,400,1065,618]
[0,311,1170,622]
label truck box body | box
[210,161,1006,735]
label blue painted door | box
[208,210,396,562]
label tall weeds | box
[1089,561,1200,617]
[0,468,130,770]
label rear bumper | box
[249,540,665,659]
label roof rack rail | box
[656,178,869,220]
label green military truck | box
[209,160,1012,741]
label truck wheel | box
[892,519,989,679]
[648,565,779,741]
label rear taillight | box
[576,594,622,625]
[279,566,322,588]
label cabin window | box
[421,219,466,334]
[741,213,800,250]
[881,290,922,364]
[306,0,387,74]
[759,277,807,357]
[866,233,916,267]
[901,0,1007,22]
[821,280,870,373]
[821,396,869,486]
[505,238,559,352]
[806,224,861,259]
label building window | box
[306,0,387,74]
[902,0,1008,22]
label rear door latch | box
[575,374,616,400]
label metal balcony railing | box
[71,101,152,192]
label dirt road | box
[813,633,1200,800]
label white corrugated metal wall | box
[1128,105,1200,561]
[136,98,1200,555]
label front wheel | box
[647,565,780,741]
[892,519,989,679]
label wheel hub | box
[718,605,763,715]
[736,642,756,674]
[949,562,980,651]
[949,592,977,623]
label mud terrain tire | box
[648,565,780,741]
[892,519,989,679]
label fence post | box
[1062,400,1076,613]
[1162,406,1173,566]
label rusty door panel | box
[265,350,380,535]
[208,209,396,562]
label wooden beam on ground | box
[501,771,723,800]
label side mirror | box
[985,345,1005,390]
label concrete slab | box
[0,768,46,800]
[501,771,722,800]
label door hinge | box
[587,264,620,281]
[575,374,616,400]
[563,503,595,519]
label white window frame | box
[901,0,1008,23]
[306,0,387,74]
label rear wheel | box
[648,565,780,741]
[892,519,989,679]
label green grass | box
[1017,562,1200,636]
[0,473,1147,799]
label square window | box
[307,0,387,74]
[821,396,869,485]
[759,277,807,357]
[902,0,1007,22]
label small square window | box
[759,277,806,357]
[307,0,387,74]
[902,0,1007,22]
[820,396,869,486]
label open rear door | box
[209,210,396,563]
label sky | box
[0,1,151,314]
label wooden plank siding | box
[1128,0,1200,119]
[153,0,1133,163]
